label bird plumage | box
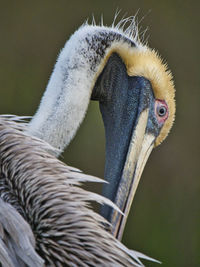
[0,199,43,267]
[0,116,152,266]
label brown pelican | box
[27,19,175,239]
[0,17,175,266]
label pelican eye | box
[157,105,167,117]
[155,99,169,122]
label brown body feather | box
[0,116,145,267]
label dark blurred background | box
[0,1,199,266]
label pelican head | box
[28,19,175,240]
[94,51,175,239]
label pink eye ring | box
[155,99,169,123]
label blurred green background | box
[0,1,199,266]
